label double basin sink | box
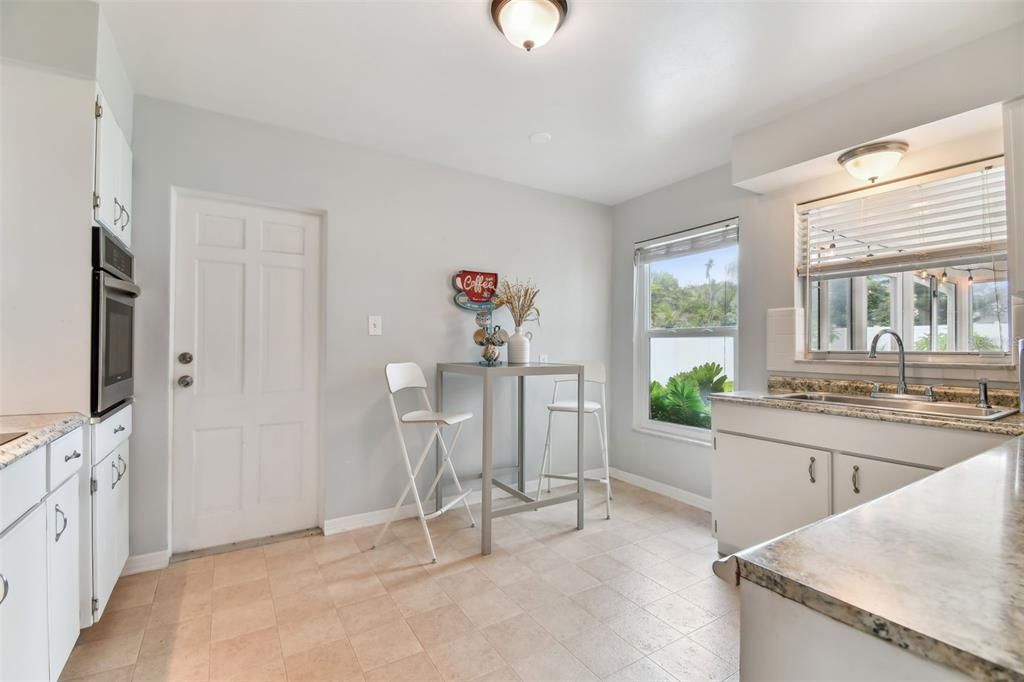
[765,392,1017,421]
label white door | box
[0,504,49,682]
[172,194,321,552]
[47,476,80,678]
[832,453,932,514]
[92,444,128,622]
[714,433,830,553]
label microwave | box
[92,227,140,416]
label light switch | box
[368,315,382,336]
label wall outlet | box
[539,354,550,363]
[368,315,382,336]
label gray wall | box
[131,97,613,555]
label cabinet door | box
[92,443,129,621]
[93,90,121,232]
[115,128,132,247]
[833,453,932,514]
[714,433,830,553]
[0,504,49,682]
[47,476,80,679]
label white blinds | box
[636,218,739,264]
[798,161,1006,280]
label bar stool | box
[374,362,475,563]
[535,362,612,519]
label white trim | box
[607,467,712,512]
[121,550,171,576]
[632,422,713,447]
[323,470,607,536]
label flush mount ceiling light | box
[491,0,567,52]
[838,141,909,183]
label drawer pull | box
[113,424,126,434]
[0,573,8,606]
[55,504,69,542]
[808,456,816,484]
[852,465,861,494]
[65,449,82,463]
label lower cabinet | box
[48,476,80,678]
[714,433,830,553]
[0,504,49,682]
[92,442,129,621]
[832,453,932,515]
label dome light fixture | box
[837,141,909,184]
[491,0,568,52]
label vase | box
[508,326,532,364]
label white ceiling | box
[101,1,1024,205]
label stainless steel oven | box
[92,227,140,416]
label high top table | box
[435,362,585,555]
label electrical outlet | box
[539,354,550,363]
[368,315,382,336]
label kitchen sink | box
[765,392,1017,421]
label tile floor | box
[61,481,739,681]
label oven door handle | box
[101,273,141,298]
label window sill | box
[632,420,713,447]
[796,355,1014,370]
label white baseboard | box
[608,467,712,511]
[122,549,171,575]
[323,468,607,536]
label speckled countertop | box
[733,439,1024,680]
[0,413,87,469]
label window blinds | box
[798,161,1006,281]
[636,218,739,264]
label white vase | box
[508,326,532,364]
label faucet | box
[868,328,908,395]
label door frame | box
[166,187,327,554]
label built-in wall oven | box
[92,226,140,416]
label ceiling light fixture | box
[529,131,553,144]
[491,0,567,52]
[837,141,909,184]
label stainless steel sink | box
[765,392,1017,421]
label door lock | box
[178,352,194,364]
[177,375,193,388]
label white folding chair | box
[535,362,612,519]
[373,362,476,563]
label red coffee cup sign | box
[453,271,497,303]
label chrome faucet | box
[868,328,908,395]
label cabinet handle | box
[852,465,861,494]
[117,455,127,480]
[55,504,69,542]
[113,424,126,434]
[808,456,816,483]
[111,459,120,489]
[113,198,124,227]
[122,206,130,227]
[65,449,82,463]
[0,573,8,606]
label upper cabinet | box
[93,89,133,247]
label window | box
[800,160,1009,356]
[634,219,738,439]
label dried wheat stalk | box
[496,279,540,328]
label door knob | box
[178,375,193,388]
[178,352,193,364]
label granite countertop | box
[730,438,1024,680]
[0,413,87,469]
[711,390,1024,437]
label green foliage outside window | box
[650,363,731,429]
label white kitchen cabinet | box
[0,504,49,682]
[47,476,80,679]
[832,453,932,515]
[91,442,129,621]
[714,432,830,553]
[93,88,132,246]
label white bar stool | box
[535,362,612,519]
[374,362,476,563]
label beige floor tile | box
[500,577,564,613]
[139,615,213,660]
[277,608,347,657]
[350,620,424,671]
[106,574,161,613]
[604,572,671,607]
[329,572,390,607]
[211,599,277,642]
[510,642,597,682]
[79,605,152,644]
[575,554,631,583]
[678,578,740,617]
[376,561,434,590]
[364,651,442,682]
[671,546,720,579]
[634,562,702,593]
[211,577,272,612]
[154,571,214,604]
[648,637,735,682]
[212,547,265,567]
[515,547,565,573]
[540,564,602,596]
[643,594,718,634]
[339,594,404,635]
[148,594,213,629]
[481,612,556,663]
[406,604,476,649]
[265,549,318,579]
[605,611,683,655]
[319,553,377,583]
[273,584,336,622]
[562,625,643,678]
[61,664,135,682]
[530,596,601,642]
[212,559,268,589]
[63,634,144,679]
[131,645,211,682]
[633,534,689,561]
[437,567,497,604]
[284,637,363,682]
[571,585,641,622]
[209,626,286,682]
[311,534,362,566]
[262,537,311,559]
[456,587,524,628]
[426,632,506,682]
[688,614,740,664]
[475,555,536,587]
[471,665,521,681]
[603,546,662,572]
[268,565,325,599]
[601,657,676,681]
[163,556,218,578]
[388,577,454,617]
[584,532,632,554]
